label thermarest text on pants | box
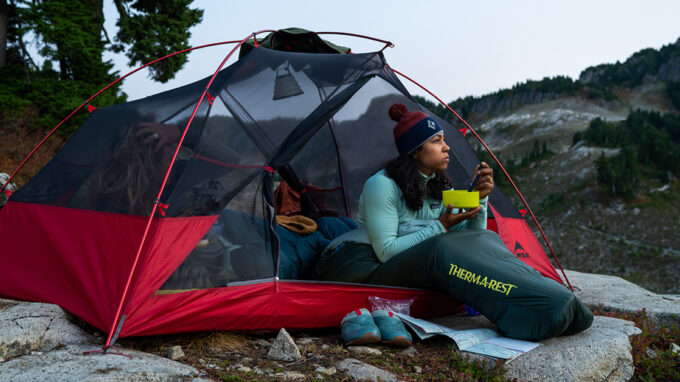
[448,263,517,296]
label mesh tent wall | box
[0,31,562,344]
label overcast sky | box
[103,0,680,103]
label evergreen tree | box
[0,0,203,134]
[112,0,202,82]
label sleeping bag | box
[278,217,357,280]
[316,229,593,341]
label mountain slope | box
[420,37,680,293]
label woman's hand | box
[474,162,494,199]
[438,205,481,230]
[134,122,182,152]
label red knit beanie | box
[389,103,442,156]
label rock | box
[0,302,92,359]
[645,348,658,359]
[0,344,205,381]
[267,328,302,362]
[413,365,423,373]
[503,316,640,382]
[251,338,271,347]
[671,343,680,356]
[165,345,184,360]
[400,347,417,357]
[0,173,16,207]
[321,344,330,350]
[296,337,317,345]
[236,365,251,373]
[336,358,397,382]
[272,371,306,380]
[240,357,252,363]
[564,269,680,327]
[315,366,337,375]
[348,346,382,356]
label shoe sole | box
[346,332,381,346]
[382,336,412,348]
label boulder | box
[564,269,680,327]
[503,316,640,382]
[0,301,92,359]
[336,358,397,382]
[432,306,641,381]
[0,344,208,382]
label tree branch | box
[113,0,127,19]
[18,36,37,70]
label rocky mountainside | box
[420,37,680,293]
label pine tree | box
[0,0,203,134]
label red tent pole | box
[0,40,241,195]
[103,30,277,349]
[390,66,574,291]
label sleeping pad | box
[315,229,593,341]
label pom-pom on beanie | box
[389,103,442,156]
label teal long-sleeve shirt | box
[357,170,488,263]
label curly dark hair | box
[383,152,453,211]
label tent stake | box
[107,314,127,350]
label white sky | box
[102,0,680,103]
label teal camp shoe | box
[341,308,381,345]
[371,310,412,347]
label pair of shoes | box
[341,308,412,347]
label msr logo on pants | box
[514,242,529,259]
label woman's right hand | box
[438,205,481,230]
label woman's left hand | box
[474,162,494,199]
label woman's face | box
[415,132,450,176]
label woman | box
[315,103,593,341]
[67,122,178,215]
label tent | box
[0,29,568,348]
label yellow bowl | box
[442,190,480,209]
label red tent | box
[0,29,568,349]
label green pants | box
[315,229,593,341]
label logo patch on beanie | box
[427,119,437,129]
